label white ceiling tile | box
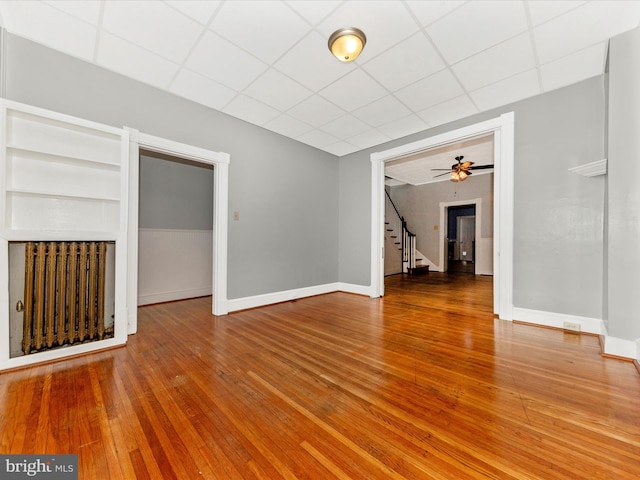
[296,129,339,148]
[243,69,312,111]
[534,1,640,63]
[352,95,411,127]
[319,1,420,60]
[426,1,528,64]
[0,1,96,60]
[319,69,387,111]
[222,94,280,126]
[540,42,607,92]
[395,69,464,112]
[102,1,203,64]
[187,31,267,90]
[211,1,309,64]
[405,0,465,27]
[286,0,341,25]
[263,114,314,138]
[97,32,180,88]
[362,33,446,91]
[164,0,221,24]
[287,95,346,128]
[376,114,430,140]
[470,69,541,111]
[44,0,101,24]
[321,114,370,138]
[170,68,237,110]
[323,141,360,156]
[348,129,391,150]
[452,33,536,91]
[527,1,586,26]
[274,31,355,91]
[417,95,479,128]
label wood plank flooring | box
[1,273,639,479]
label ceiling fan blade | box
[470,164,494,170]
[431,168,453,171]
[433,171,452,178]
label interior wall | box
[606,26,640,342]
[138,153,213,305]
[4,33,340,301]
[389,174,492,268]
[339,76,605,320]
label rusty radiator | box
[22,241,108,354]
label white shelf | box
[568,159,607,177]
[1,229,119,242]
[6,188,120,203]
[6,144,121,168]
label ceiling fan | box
[432,155,494,182]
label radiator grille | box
[22,241,108,354]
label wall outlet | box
[563,321,581,332]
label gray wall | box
[607,27,640,341]
[339,76,606,320]
[139,153,213,230]
[4,34,339,300]
[389,174,493,265]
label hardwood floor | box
[1,273,639,479]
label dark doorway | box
[447,205,476,274]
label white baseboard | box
[138,286,212,306]
[513,306,639,360]
[227,282,371,312]
[512,307,605,334]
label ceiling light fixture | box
[328,27,366,62]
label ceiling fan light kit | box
[430,155,494,182]
[328,27,367,62]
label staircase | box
[385,190,429,276]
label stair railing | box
[385,189,416,273]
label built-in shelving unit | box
[0,99,130,371]
[1,101,126,238]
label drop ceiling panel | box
[186,31,267,90]
[211,1,309,64]
[97,32,180,89]
[395,69,464,112]
[319,69,388,111]
[362,33,446,91]
[352,96,412,128]
[534,1,640,63]
[102,1,203,64]
[540,42,607,91]
[243,69,312,111]
[170,69,237,110]
[470,69,541,111]
[274,31,355,91]
[2,1,97,60]
[426,1,529,64]
[452,33,536,91]
[0,0,638,157]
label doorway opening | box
[137,150,214,307]
[447,204,476,274]
[371,113,514,320]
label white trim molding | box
[125,128,230,331]
[512,307,605,335]
[602,335,638,360]
[568,159,607,177]
[371,112,515,320]
[227,283,372,313]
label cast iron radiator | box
[22,241,108,354]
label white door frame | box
[371,112,514,320]
[126,129,230,334]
